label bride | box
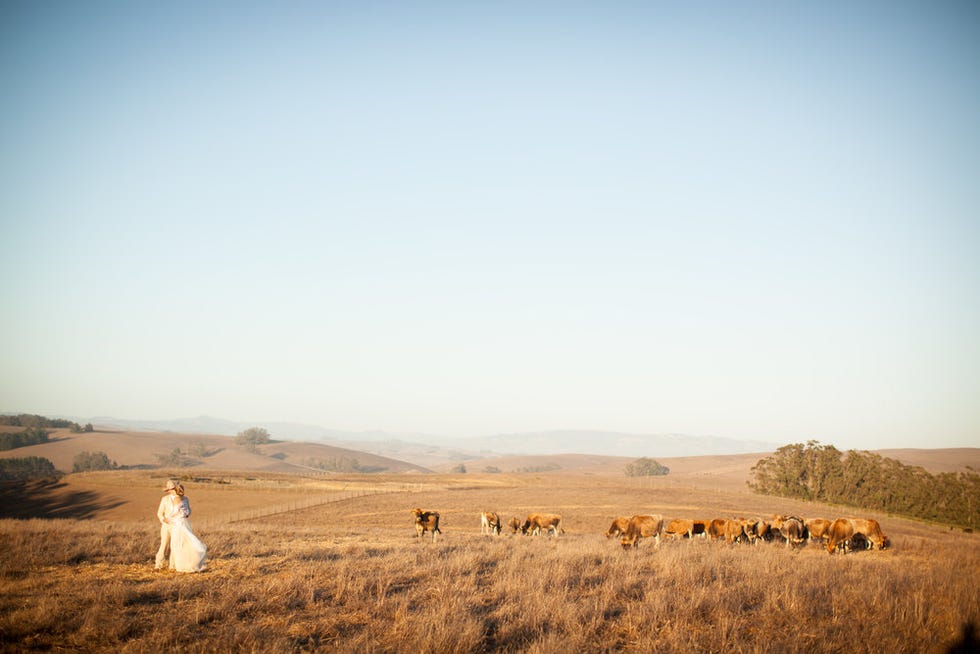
[163,481,207,572]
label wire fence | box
[203,488,393,526]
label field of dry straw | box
[1,471,977,652]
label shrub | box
[72,451,118,473]
[624,457,670,477]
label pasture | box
[0,470,977,652]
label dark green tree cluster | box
[0,414,80,429]
[72,450,118,472]
[0,456,58,480]
[749,440,979,529]
[0,427,50,451]
[624,457,670,477]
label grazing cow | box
[805,518,833,542]
[772,515,806,548]
[521,513,563,537]
[708,518,729,541]
[480,511,501,535]
[847,518,889,551]
[739,518,765,544]
[507,516,521,534]
[606,516,631,539]
[412,508,441,542]
[620,514,664,550]
[825,518,855,554]
[664,519,697,540]
[724,519,746,544]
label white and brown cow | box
[507,516,522,534]
[521,513,563,537]
[413,508,441,542]
[480,511,501,535]
[771,515,806,548]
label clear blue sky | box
[2,1,978,450]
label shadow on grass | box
[0,478,125,519]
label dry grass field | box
[1,469,978,653]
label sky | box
[1,1,978,451]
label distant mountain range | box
[72,415,778,460]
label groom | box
[154,479,178,569]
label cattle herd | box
[413,508,890,554]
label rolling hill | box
[0,428,430,474]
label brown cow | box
[664,519,697,540]
[507,516,521,534]
[724,519,746,544]
[413,508,441,542]
[620,514,664,549]
[707,518,729,540]
[825,517,855,554]
[605,516,631,539]
[691,520,710,538]
[480,511,501,535]
[521,513,563,537]
[805,518,832,542]
[828,518,889,552]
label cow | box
[844,518,889,551]
[620,514,664,550]
[724,519,746,544]
[771,515,806,548]
[825,517,855,554]
[707,518,729,540]
[507,516,521,534]
[664,519,697,540]
[521,513,563,537]
[412,508,441,542]
[605,516,631,539]
[480,511,501,535]
[691,520,710,539]
[805,518,833,543]
[739,518,765,544]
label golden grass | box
[1,473,978,653]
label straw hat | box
[163,479,178,493]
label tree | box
[235,427,271,450]
[624,457,670,477]
[450,463,467,474]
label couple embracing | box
[155,479,207,572]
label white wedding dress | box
[168,496,207,572]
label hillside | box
[0,429,430,474]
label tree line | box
[0,427,50,451]
[0,414,92,432]
[749,441,979,530]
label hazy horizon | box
[2,2,978,452]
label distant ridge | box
[453,430,780,458]
[76,416,779,459]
